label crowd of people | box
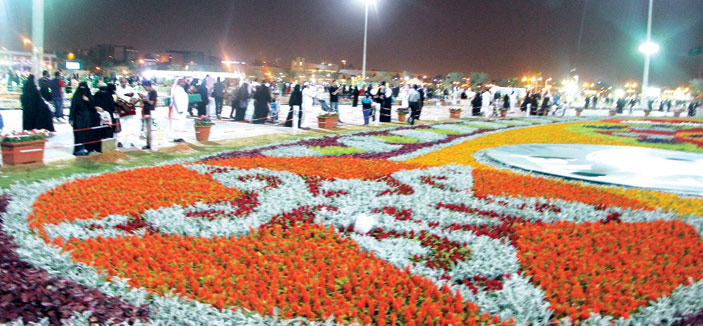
[17,70,702,157]
[20,71,159,156]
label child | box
[269,93,280,123]
[361,95,373,125]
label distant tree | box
[445,72,464,88]
[690,79,703,98]
[369,71,393,83]
[494,78,510,87]
[470,72,490,91]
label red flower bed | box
[472,168,654,211]
[0,195,149,325]
[62,224,507,326]
[29,165,241,234]
[515,220,703,321]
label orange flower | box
[514,220,703,321]
[203,156,423,180]
[29,165,240,234]
[62,224,507,325]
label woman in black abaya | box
[93,84,117,147]
[285,84,303,128]
[232,83,249,121]
[69,82,96,155]
[21,75,55,132]
[252,83,271,124]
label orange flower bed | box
[204,156,423,180]
[29,165,240,232]
[515,220,703,321]
[472,168,654,211]
[62,224,507,326]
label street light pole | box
[641,0,654,100]
[361,0,370,85]
[31,0,44,77]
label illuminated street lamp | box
[360,0,377,84]
[639,0,657,102]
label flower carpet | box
[1,117,703,325]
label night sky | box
[2,0,702,86]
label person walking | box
[49,71,65,122]
[408,85,421,125]
[481,90,492,118]
[232,82,249,121]
[252,82,271,124]
[361,94,373,125]
[69,82,94,156]
[138,81,157,150]
[302,83,315,126]
[212,77,225,119]
[196,80,209,117]
[329,81,341,121]
[93,83,116,144]
[380,84,393,123]
[39,70,52,102]
[540,94,551,116]
[352,86,360,107]
[115,77,140,148]
[285,84,303,128]
[169,78,188,143]
[21,75,55,132]
[417,86,425,120]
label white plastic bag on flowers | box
[354,213,375,234]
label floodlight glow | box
[638,41,660,55]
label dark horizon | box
[2,0,702,86]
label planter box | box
[2,139,47,166]
[101,138,116,152]
[500,110,507,118]
[609,110,616,116]
[449,110,462,119]
[318,116,338,129]
[397,113,408,122]
[575,111,582,116]
[195,125,212,142]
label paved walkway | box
[0,104,682,163]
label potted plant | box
[396,108,409,122]
[644,107,652,117]
[1,129,50,166]
[318,112,339,129]
[575,107,584,116]
[194,116,214,142]
[448,107,462,119]
[499,107,508,118]
[609,108,617,116]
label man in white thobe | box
[481,90,493,118]
[509,92,517,113]
[169,79,189,142]
[115,77,141,148]
[301,83,315,128]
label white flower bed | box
[337,135,402,153]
